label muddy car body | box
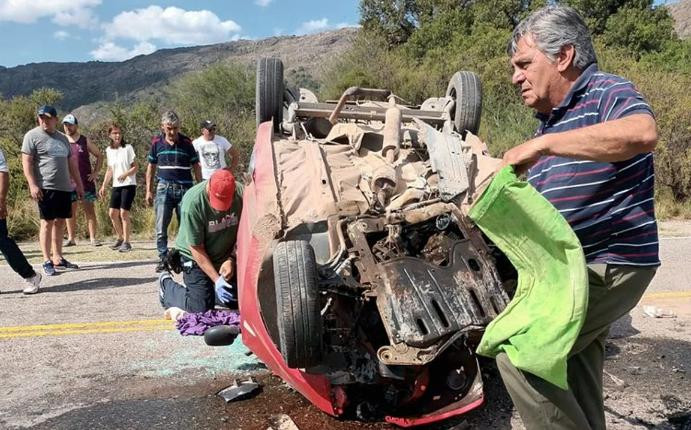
[237,58,515,426]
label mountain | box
[668,0,691,39]
[0,28,357,112]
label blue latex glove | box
[214,276,236,303]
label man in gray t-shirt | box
[21,126,73,192]
[21,105,84,276]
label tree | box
[564,0,652,35]
[471,0,547,30]
[601,6,676,56]
[166,63,256,170]
[360,0,420,46]
[360,0,477,46]
[0,88,63,144]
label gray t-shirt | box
[21,126,72,191]
[0,148,8,173]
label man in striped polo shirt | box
[145,110,202,272]
[500,6,659,430]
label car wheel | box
[273,240,323,368]
[446,71,482,136]
[256,58,284,131]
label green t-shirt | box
[175,181,243,269]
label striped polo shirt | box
[527,63,659,266]
[147,133,199,185]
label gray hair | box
[509,6,597,70]
[160,110,180,126]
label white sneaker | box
[23,272,42,294]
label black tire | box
[256,58,284,131]
[273,240,323,368]
[446,71,482,136]
[204,325,240,346]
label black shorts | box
[110,185,137,210]
[38,189,72,220]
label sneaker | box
[118,242,132,253]
[55,258,79,270]
[43,261,56,276]
[155,260,168,273]
[158,271,172,306]
[23,272,42,294]
[91,239,103,247]
[110,239,123,250]
[64,239,76,247]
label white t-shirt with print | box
[106,145,136,187]
[192,135,232,180]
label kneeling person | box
[159,169,241,313]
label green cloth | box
[175,181,243,270]
[468,166,588,390]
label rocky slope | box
[668,0,691,38]
[0,28,357,111]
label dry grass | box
[656,197,691,220]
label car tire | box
[204,325,240,346]
[446,71,482,136]
[273,240,323,368]
[256,58,284,131]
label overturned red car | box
[236,58,515,426]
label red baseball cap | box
[208,170,236,211]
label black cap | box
[200,120,216,129]
[37,105,58,118]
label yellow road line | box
[0,319,174,339]
[0,325,172,339]
[2,292,688,339]
[0,319,170,333]
[643,291,691,300]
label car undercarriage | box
[239,58,517,425]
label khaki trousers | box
[497,264,657,430]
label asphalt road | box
[0,225,690,430]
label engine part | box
[376,239,508,348]
[446,368,468,391]
[436,214,452,230]
[371,165,397,209]
[415,118,470,201]
[382,102,402,163]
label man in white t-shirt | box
[192,120,238,180]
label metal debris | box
[604,370,628,388]
[643,305,677,318]
[217,377,261,402]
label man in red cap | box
[158,169,242,312]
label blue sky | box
[0,1,360,67]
